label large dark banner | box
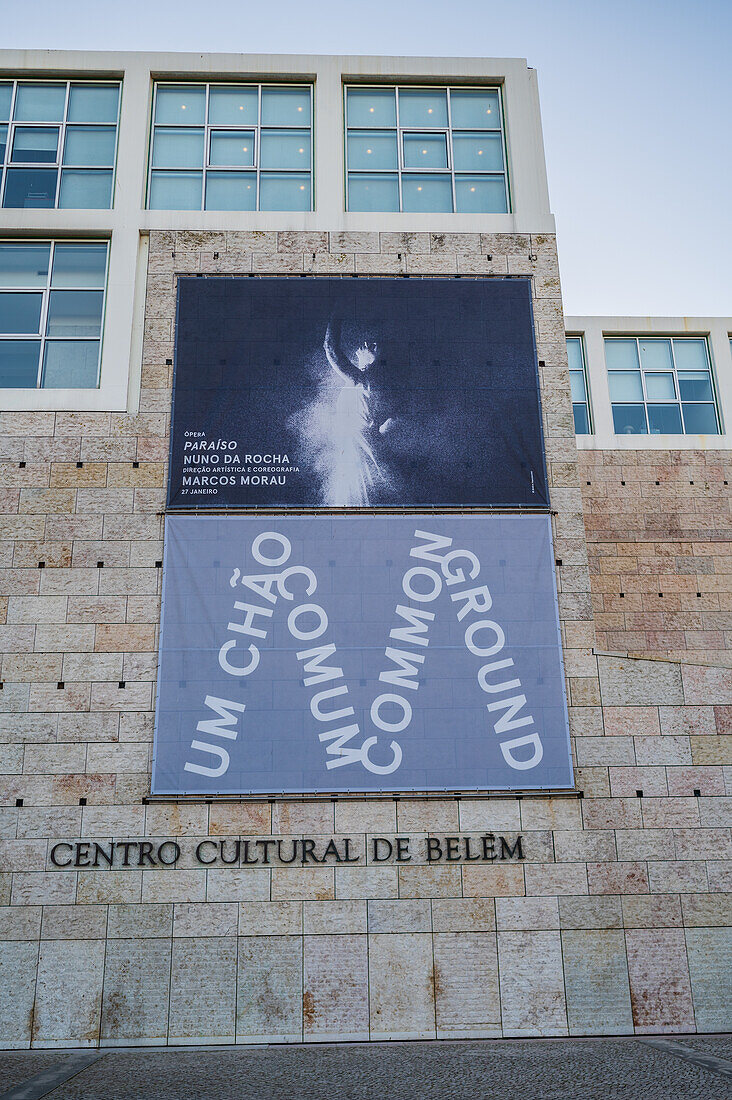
[167,277,548,509]
[152,514,572,795]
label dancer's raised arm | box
[324,318,360,384]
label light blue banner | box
[152,515,573,794]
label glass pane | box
[678,371,713,401]
[152,128,204,168]
[402,132,448,169]
[63,126,116,166]
[639,338,673,372]
[0,242,50,287]
[450,89,501,129]
[2,167,57,208]
[573,404,590,434]
[347,88,396,128]
[42,340,100,387]
[402,174,452,212]
[566,338,584,373]
[14,83,66,122]
[454,175,507,213]
[0,125,7,163]
[209,86,258,125]
[0,339,40,386]
[453,132,503,172]
[154,86,205,125]
[58,169,113,209]
[612,404,647,434]
[209,130,255,167]
[261,87,310,126]
[46,290,103,337]
[148,170,203,210]
[647,403,683,434]
[608,371,643,401]
[347,172,398,212]
[682,403,719,434]
[347,131,397,171]
[258,171,310,211]
[0,84,12,122]
[260,129,311,170]
[673,338,709,371]
[605,338,640,371]
[67,84,119,123]
[205,171,256,211]
[52,243,107,288]
[11,127,59,163]
[569,369,587,402]
[398,89,448,128]
[0,293,42,334]
[644,372,676,399]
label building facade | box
[0,51,729,1048]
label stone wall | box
[579,449,732,667]
[0,230,729,1048]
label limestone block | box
[237,936,302,1043]
[647,860,707,894]
[699,796,732,828]
[369,933,435,1040]
[81,806,145,837]
[0,905,41,939]
[431,898,495,932]
[558,896,622,929]
[457,800,521,832]
[524,863,588,896]
[574,737,634,766]
[396,800,459,831]
[626,929,695,1033]
[598,656,683,706]
[334,800,396,833]
[208,803,271,836]
[433,932,500,1037]
[587,862,649,895]
[101,938,171,1043]
[496,889,561,930]
[622,893,682,928]
[379,232,430,253]
[145,803,208,836]
[561,930,633,1035]
[553,830,616,862]
[238,902,302,937]
[11,873,76,906]
[271,869,334,901]
[0,941,39,1047]
[169,937,236,1044]
[77,871,142,904]
[685,928,731,1031]
[33,939,104,1046]
[303,900,366,934]
[398,866,462,899]
[680,893,732,926]
[641,797,700,828]
[41,905,106,940]
[706,861,732,892]
[173,902,238,937]
[107,903,172,938]
[582,799,642,830]
[615,828,672,861]
[462,864,525,897]
[303,934,369,1041]
[668,766,726,796]
[660,705,716,736]
[520,798,582,831]
[23,745,87,775]
[0,683,30,713]
[0,745,23,773]
[367,900,430,933]
[682,665,732,705]
[691,736,732,766]
[335,867,399,900]
[635,736,692,766]
[271,802,334,833]
[497,931,567,1036]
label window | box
[566,336,591,434]
[345,85,508,213]
[0,240,108,388]
[605,337,720,435]
[148,83,313,211]
[0,81,120,209]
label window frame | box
[147,81,314,212]
[0,79,121,210]
[344,83,510,214]
[0,238,110,390]
[566,334,593,435]
[605,335,721,436]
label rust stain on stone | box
[303,990,316,1030]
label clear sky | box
[3,0,730,317]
